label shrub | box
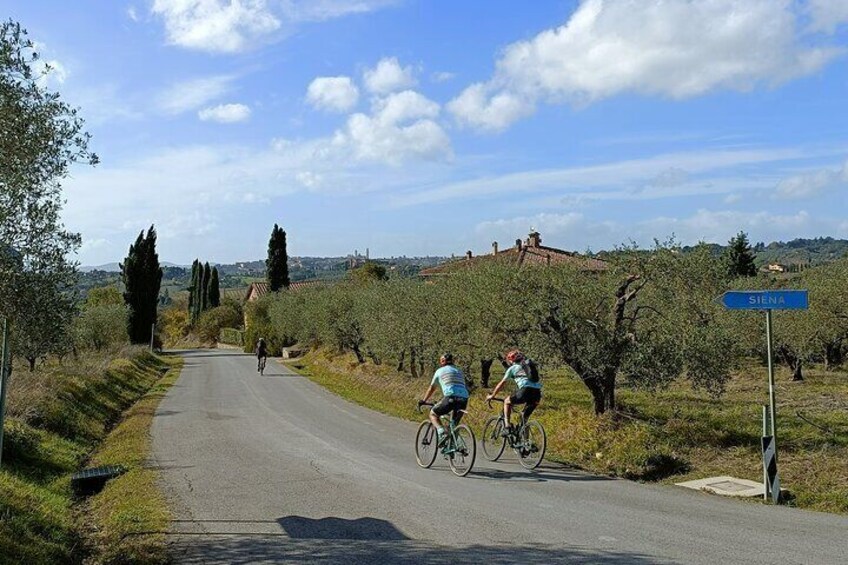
[219,327,244,346]
[195,302,242,343]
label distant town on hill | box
[78,237,848,298]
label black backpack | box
[518,359,540,383]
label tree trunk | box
[410,349,419,379]
[824,341,844,370]
[396,350,405,372]
[351,345,365,364]
[792,359,803,381]
[481,358,493,388]
[27,356,36,371]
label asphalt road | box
[151,350,847,564]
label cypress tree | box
[201,262,211,311]
[209,267,220,308]
[188,259,199,315]
[725,231,758,277]
[121,226,163,344]
[191,259,203,324]
[266,224,290,292]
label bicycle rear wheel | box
[517,420,546,470]
[415,421,438,468]
[448,424,476,477]
[481,416,506,461]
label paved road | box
[152,350,847,564]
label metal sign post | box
[720,289,809,503]
[0,319,10,467]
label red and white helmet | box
[506,350,524,363]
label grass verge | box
[0,349,179,564]
[79,358,183,565]
[286,348,848,514]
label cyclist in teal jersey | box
[418,353,469,446]
[486,350,542,435]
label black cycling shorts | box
[431,395,468,423]
[509,387,541,406]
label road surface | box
[151,350,847,564]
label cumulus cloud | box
[808,0,848,33]
[151,0,281,53]
[450,0,844,131]
[157,75,236,114]
[198,102,252,123]
[431,71,455,83]
[336,90,451,164]
[306,76,359,112]
[446,84,534,132]
[775,161,848,199]
[151,0,397,53]
[363,57,416,94]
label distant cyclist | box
[418,353,469,447]
[486,350,542,435]
[255,338,268,373]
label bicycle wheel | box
[415,421,438,468]
[481,416,506,461]
[517,420,546,470]
[448,424,476,477]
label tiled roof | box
[245,280,324,301]
[419,239,608,277]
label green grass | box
[287,349,848,514]
[0,349,178,564]
[81,359,183,565]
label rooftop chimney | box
[466,250,473,260]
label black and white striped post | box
[762,405,780,503]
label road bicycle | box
[481,397,546,470]
[414,401,476,477]
[257,355,267,375]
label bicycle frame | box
[418,403,468,456]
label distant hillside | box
[750,237,848,266]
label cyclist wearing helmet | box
[419,353,469,446]
[255,338,268,372]
[486,349,541,434]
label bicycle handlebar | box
[417,400,434,413]
[486,397,505,408]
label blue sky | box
[9,0,848,265]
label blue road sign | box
[720,290,808,310]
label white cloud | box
[431,71,455,83]
[283,0,398,21]
[306,76,359,112]
[157,75,235,114]
[447,83,534,132]
[450,0,844,131]
[198,102,252,123]
[363,57,416,94]
[475,208,821,251]
[151,0,281,53]
[391,147,806,207]
[127,6,140,22]
[775,161,848,199]
[336,90,451,164]
[151,0,396,53]
[808,0,848,33]
[296,171,323,188]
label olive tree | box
[1,21,97,362]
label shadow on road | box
[277,516,408,540]
[468,466,611,483]
[168,535,670,564]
